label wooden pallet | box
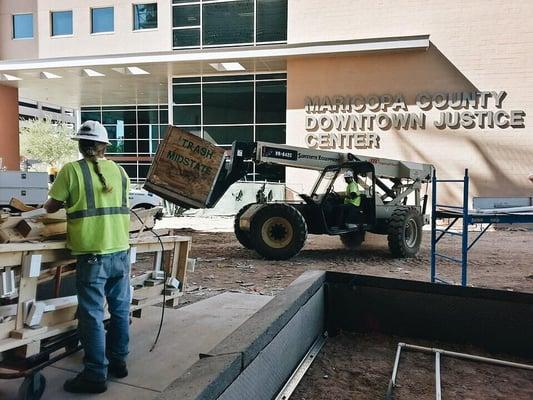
[0,234,191,359]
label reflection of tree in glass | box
[107,139,124,154]
[134,4,157,30]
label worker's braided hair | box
[78,139,113,193]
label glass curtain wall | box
[172,73,286,182]
[80,104,168,181]
[172,0,287,49]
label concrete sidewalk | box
[0,292,272,400]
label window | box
[51,11,73,36]
[13,14,33,39]
[203,0,254,46]
[203,81,254,124]
[80,104,169,181]
[172,0,287,49]
[133,3,158,30]
[172,73,287,182]
[91,7,114,34]
[257,0,287,42]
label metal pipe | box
[385,342,404,399]
[402,343,533,371]
[435,352,442,400]
[391,342,403,385]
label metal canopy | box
[0,35,429,107]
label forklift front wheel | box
[250,204,307,260]
[18,372,46,400]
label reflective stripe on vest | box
[67,159,129,220]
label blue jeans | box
[76,250,131,382]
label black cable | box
[130,207,167,352]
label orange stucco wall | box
[0,85,20,170]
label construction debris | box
[0,198,163,243]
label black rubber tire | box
[234,203,255,250]
[340,230,366,249]
[18,373,46,400]
[387,207,423,258]
[250,204,308,260]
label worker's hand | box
[529,174,533,184]
[44,198,64,214]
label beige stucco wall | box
[0,0,38,60]
[0,0,172,60]
[286,0,533,202]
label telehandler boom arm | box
[207,141,433,208]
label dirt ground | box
[176,229,533,307]
[291,332,533,400]
[148,227,533,399]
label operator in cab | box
[336,170,361,227]
[44,121,131,394]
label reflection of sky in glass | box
[52,11,73,36]
[116,120,125,140]
[13,14,33,39]
[92,7,114,33]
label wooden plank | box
[176,240,190,288]
[9,197,35,212]
[0,236,190,267]
[0,319,16,340]
[0,320,77,353]
[10,326,48,339]
[13,340,41,358]
[0,304,18,319]
[0,227,26,243]
[0,216,23,229]
[41,222,67,238]
[131,283,165,305]
[0,235,190,254]
[130,272,152,286]
[130,292,182,313]
[15,219,42,238]
[37,209,66,224]
[145,127,225,208]
[41,306,77,327]
[15,220,66,239]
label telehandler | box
[145,129,434,260]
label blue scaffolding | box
[430,169,533,286]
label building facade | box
[0,0,531,201]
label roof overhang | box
[0,35,429,107]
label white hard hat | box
[344,170,354,179]
[73,121,110,144]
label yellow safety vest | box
[49,159,130,255]
[344,181,361,207]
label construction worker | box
[336,170,361,227]
[47,164,59,183]
[44,121,131,394]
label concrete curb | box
[157,270,326,400]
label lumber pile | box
[0,198,163,243]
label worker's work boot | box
[108,360,129,378]
[63,373,107,393]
